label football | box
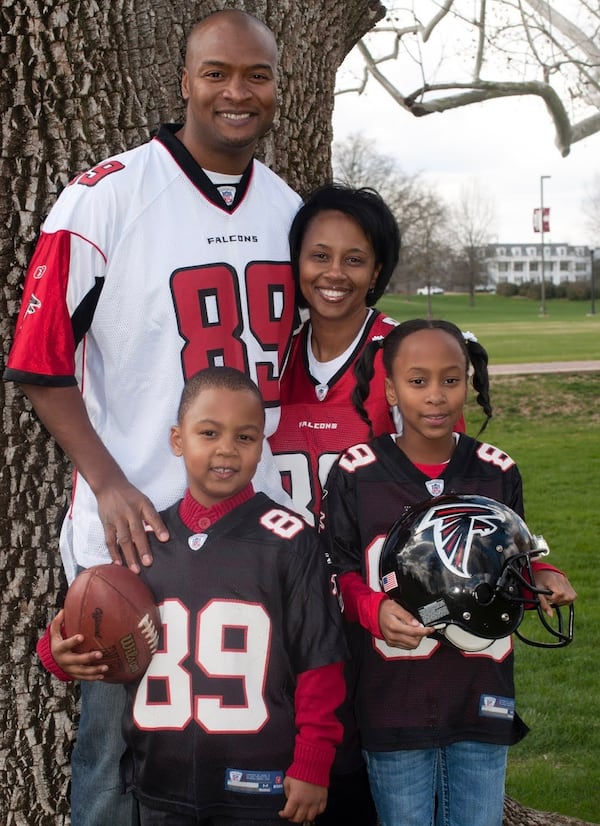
[63,564,161,684]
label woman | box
[269,183,401,528]
[269,183,401,826]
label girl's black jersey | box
[122,494,346,819]
[322,433,529,751]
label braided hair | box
[352,318,492,437]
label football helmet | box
[379,494,573,651]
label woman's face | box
[298,210,381,324]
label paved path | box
[489,360,600,375]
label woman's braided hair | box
[351,318,492,437]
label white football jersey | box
[5,125,301,579]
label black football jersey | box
[322,433,529,751]
[122,494,345,818]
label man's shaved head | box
[185,9,278,69]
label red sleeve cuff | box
[530,561,563,575]
[36,625,73,682]
[290,663,346,787]
[287,736,336,788]
[522,562,565,607]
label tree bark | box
[0,1,382,823]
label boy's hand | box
[278,777,327,823]
[50,609,108,681]
[378,598,434,649]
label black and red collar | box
[155,123,253,213]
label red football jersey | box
[269,311,398,526]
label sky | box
[332,44,600,248]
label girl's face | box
[385,328,468,445]
[298,210,381,324]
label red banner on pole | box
[533,207,550,232]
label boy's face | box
[170,387,264,508]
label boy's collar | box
[178,484,255,532]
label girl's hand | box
[50,609,108,681]
[378,599,433,649]
[534,570,577,617]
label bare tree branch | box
[337,1,600,156]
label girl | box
[322,318,577,826]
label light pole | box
[591,248,597,316]
[539,175,551,315]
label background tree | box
[0,2,594,825]
[333,133,453,298]
[450,179,497,304]
[338,0,600,156]
[582,172,600,242]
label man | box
[4,10,300,824]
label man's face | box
[180,16,278,172]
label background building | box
[484,243,593,287]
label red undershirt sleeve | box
[338,571,387,639]
[287,661,346,788]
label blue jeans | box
[363,741,508,826]
[70,680,136,826]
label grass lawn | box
[465,373,600,823]
[376,293,600,365]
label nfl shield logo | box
[188,533,208,550]
[315,384,329,401]
[218,185,236,206]
[426,479,445,496]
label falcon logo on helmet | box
[420,501,506,579]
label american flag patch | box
[381,571,398,592]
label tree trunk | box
[0,1,382,823]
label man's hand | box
[49,610,108,681]
[96,479,169,572]
[378,598,434,649]
[20,384,170,572]
[279,777,327,823]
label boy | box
[38,367,347,825]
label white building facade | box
[484,243,592,287]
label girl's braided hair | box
[351,318,492,437]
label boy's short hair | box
[177,367,265,423]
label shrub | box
[566,281,591,301]
[496,281,519,297]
